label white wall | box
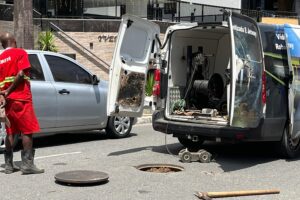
[84,0,148,17]
[169,30,219,87]
[214,34,230,83]
[125,0,148,17]
[181,0,241,9]
[85,6,120,17]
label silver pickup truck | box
[0,50,135,149]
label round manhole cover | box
[55,170,109,185]
[136,164,184,173]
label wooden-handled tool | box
[195,189,280,200]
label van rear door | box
[107,15,160,117]
[228,12,264,128]
[284,24,300,139]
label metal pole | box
[202,5,204,22]
[55,0,57,17]
[81,0,84,32]
[115,0,117,17]
[156,0,158,20]
[81,0,84,19]
[178,1,180,22]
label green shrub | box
[145,72,155,96]
[38,31,58,52]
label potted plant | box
[144,71,155,107]
[37,30,58,52]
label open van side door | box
[284,24,300,139]
[228,12,264,128]
[107,15,160,117]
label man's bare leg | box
[22,134,32,150]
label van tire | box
[280,125,300,158]
[178,137,204,150]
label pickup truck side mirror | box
[92,75,99,85]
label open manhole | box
[136,164,184,173]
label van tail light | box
[154,69,161,81]
[153,69,161,96]
[153,84,160,96]
[262,71,266,104]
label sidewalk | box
[136,107,153,124]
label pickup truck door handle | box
[58,89,70,95]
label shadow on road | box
[13,131,138,150]
[5,130,300,173]
[108,146,154,156]
[54,180,109,187]
[153,141,300,172]
[109,141,300,172]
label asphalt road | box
[0,124,299,200]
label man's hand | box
[0,94,6,108]
[0,90,8,97]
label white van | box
[107,12,300,158]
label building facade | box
[183,0,241,9]
[4,0,299,17]
[2,0,299,80]
[31,0,242,19]
[33,0,170,18]
[241,0,299,14]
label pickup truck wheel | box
[280,125,300,158]
[178,137,204,150]
[106,116,133,139]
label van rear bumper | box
[152,110,267,141]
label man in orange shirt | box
[0,32,44,174]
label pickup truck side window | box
[45,55,92,84]
[28,54,45,81]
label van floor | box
[170,109,228,123]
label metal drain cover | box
[55,170,109,185]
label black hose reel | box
[191,73,226,112]
[193,73,224,98]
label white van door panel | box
[284,24,300,139]
[107,15,160,117]
[228,12,264,128]
[227,12,237,126]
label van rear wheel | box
[178,137,204,150]
[280,125,300,158]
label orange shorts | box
[5,100,40,135]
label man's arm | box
[0,69,26,97]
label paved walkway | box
[136,108,153,124]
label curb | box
[136,114,152,124]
